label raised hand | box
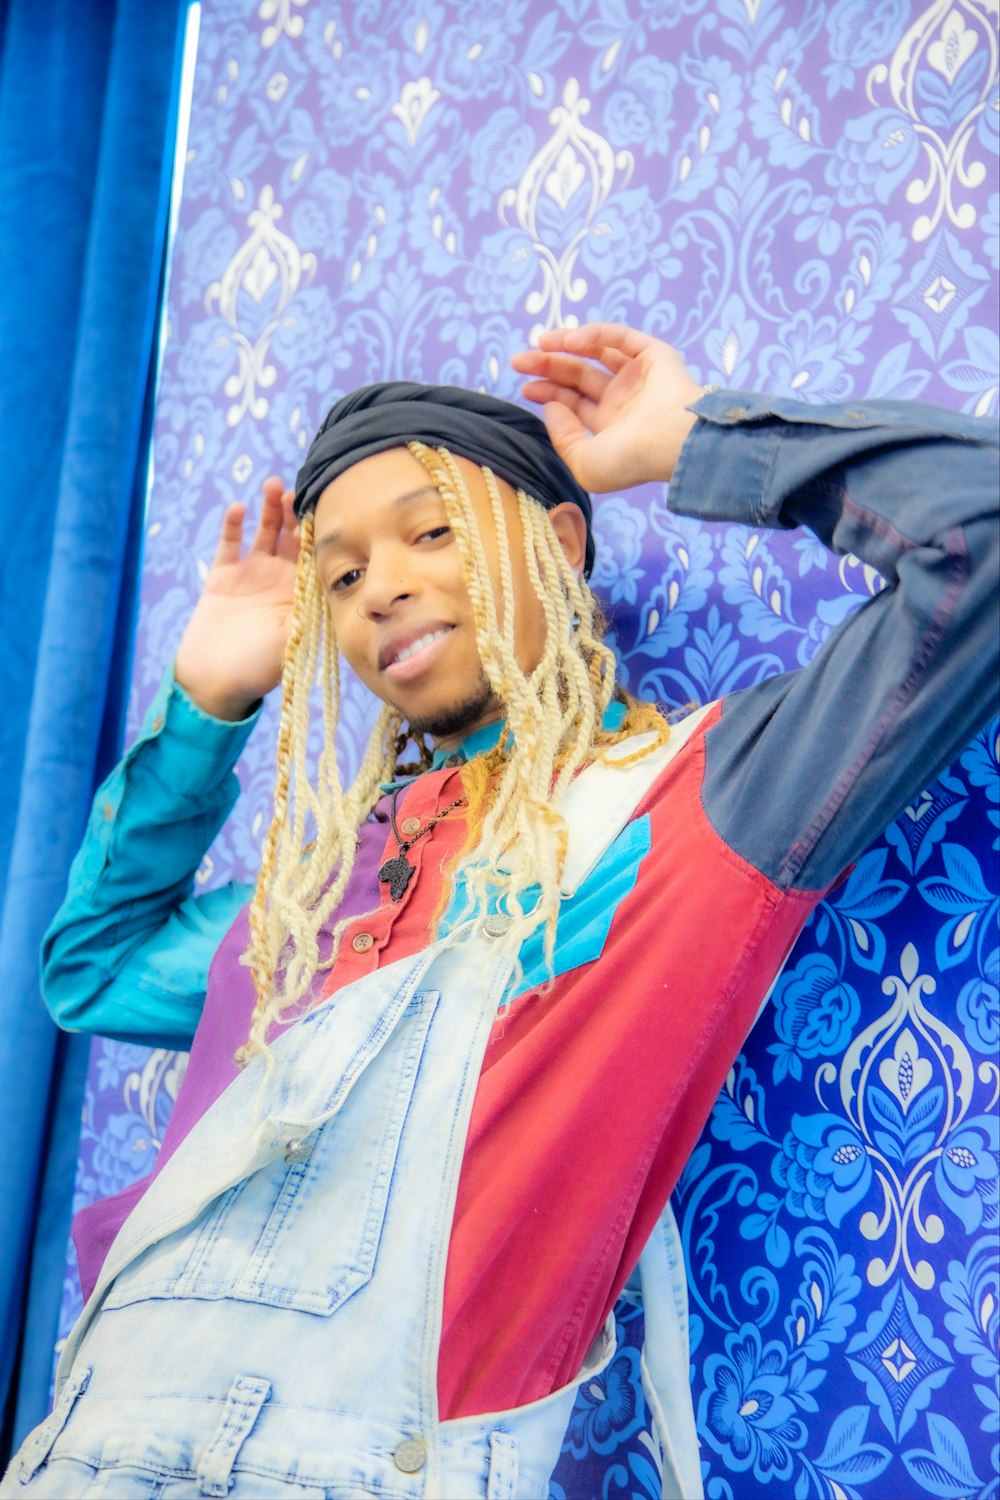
[174,477,300,721]
[511,323,704,491]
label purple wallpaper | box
[58,2,998,1495]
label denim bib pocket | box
[102,990,440,1317]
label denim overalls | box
[5,728,708,1500]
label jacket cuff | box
[124,667,262,797]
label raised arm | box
[42,482,299,1047]
[514,324,999,890]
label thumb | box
[541,401,596,488]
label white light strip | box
[145,2,202,510]
[167,3,202,256]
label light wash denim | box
[5,734,706,1500]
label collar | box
[382,701,628,792]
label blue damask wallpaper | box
[58,1,998,1496]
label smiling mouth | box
[382,625,456,680]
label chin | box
[402,680,500,742]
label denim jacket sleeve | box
[669,392,1000,891]
[41,670,258,1049]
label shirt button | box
[283,1138,312,1164]
[151,715,164,732]
[102,802,114,822]
[846,409,866,420]
[400,817,422,836]
[482,913,512,939]
[393,1439,427,1473]
[352,932,375,953]
[724,405,748,420]
[444,752,464,768]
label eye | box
[330,566,363,593]
[417,525,451,543]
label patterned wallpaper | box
[59,2,998,1496]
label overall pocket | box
[104,990,439,1317]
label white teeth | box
[392,628,450,665]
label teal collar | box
[383,700,627,790]
[430,717,507,769]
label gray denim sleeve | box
[667,392,999,891]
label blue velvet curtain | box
[0,0,187,1456]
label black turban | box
[294,382,595,575]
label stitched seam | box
[546,876,788,1390]
[542,1185,640,1390]
[780,510,968,886]
[752,426,782,527]
[695,706,804,884]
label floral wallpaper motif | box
[59,1,998,1495]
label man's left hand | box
[512,323,703,491]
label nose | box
[358,542,416,618]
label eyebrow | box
[314,486,441,554]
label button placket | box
[378,774,462,905]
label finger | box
[275,489,300,563]
[519,379,604,431]
[600,347,629,374]
[539,322,661,365]
[515,346,629,382]
[537,382,603,435]
[540,401,599,488]
[511,350,612,405]
[213,503,246,568]
[518,377,561,408]
[249,476,286,554]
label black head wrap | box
[294,381,595,575]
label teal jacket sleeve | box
[41,670,260,1049]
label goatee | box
[404,675,501,742]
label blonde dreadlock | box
[237,447,669,1070]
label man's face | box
[312,447,585,747]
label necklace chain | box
[377,786,465,902]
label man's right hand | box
[174,477,299,721]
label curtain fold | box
[0,0,187,1455]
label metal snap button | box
[393,1438,427,1473]
[352,932,375,953]
[283,1138,312,1165]
[482,913,512,939]
[400,817,422,836]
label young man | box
[5,325,997,1500]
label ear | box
[548,502,588,574]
